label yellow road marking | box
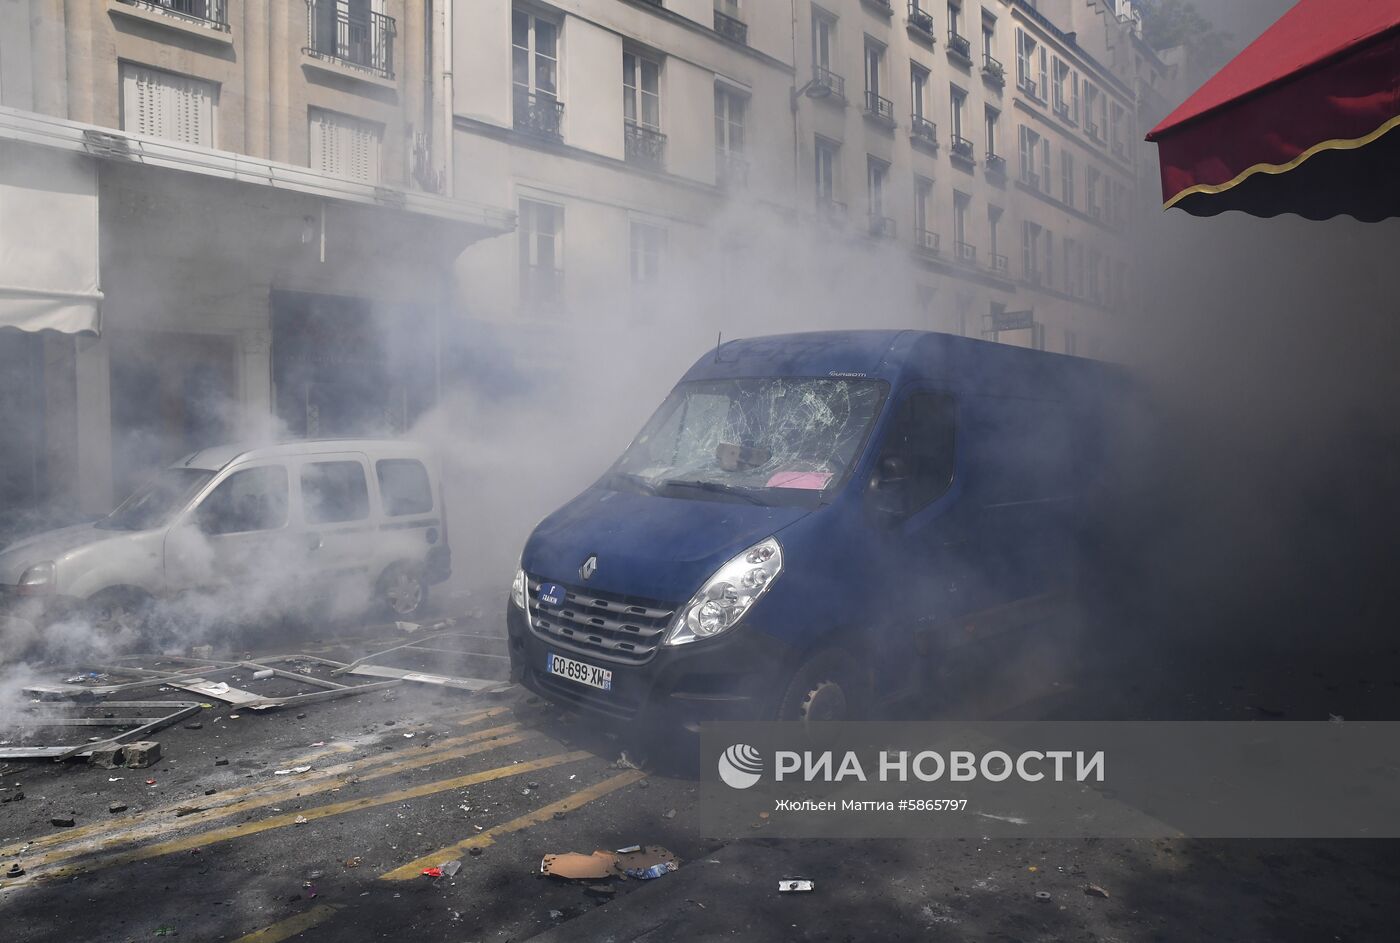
[1,720,524,862]
[230,904,342,943]
[378,769,647,881]
[17,751,592,886]
[16,730,532,873]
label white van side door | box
[295,452,376,604]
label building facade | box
[0,0,510,521]
[450,0,1164,361]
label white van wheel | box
[380,563,427,619]
[85,589,152,638]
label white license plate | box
[546,652,613,691]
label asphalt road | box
[2,615,1400,942]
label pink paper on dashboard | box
[766,471,832,490]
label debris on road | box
[624,862,676,880]
[50,816,76,828]
[441,859,462,878]
[274,765,312,775]
[541,851,618,880]
[109,802,127,813]
[779,880,814,892]
[1084,883,1111,898]
[1035,890,1053,902]
[344,857,363,868]
[6,864,24,878]
[0,700,199,762]
[421,866,443,878]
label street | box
[4,610,1399,942]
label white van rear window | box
[376,459,433,516]
[302,461,370,524]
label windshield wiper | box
[659,479,770,506]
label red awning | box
[1145,0,1400,220]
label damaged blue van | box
[507,331,1120,728]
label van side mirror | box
[869,456,911,519]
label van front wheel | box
[776,648,868,725]
[378,563,427,620]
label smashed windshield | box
[610,377,887,506]
[95,468,215,531]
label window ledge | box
[107,0,233,44]
[300,52,398,91]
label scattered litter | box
[1035,891,1052,902]
[615,751,642,770]
[344,857,363,868]
[779,880,814,893]
[6,864,23,877]
[174,807,204,818]
[403,733,414,739]
[108,777,123,782]
[521,788,531,796]
[1330,713,1345,724]
[145,779,157,786]
[214,758,229,766]
[294,816,309,825]
[310,741,326,747]
[1084,883,1111,899]
[421,866,443,878]
[440,860,462,878]
[616,845,641,854]
[109,803,128,814]
[625,862,676,880]
[252,670,275,681]
[469,846,483,855]
[50,817,76,828]
[548,910,564,920]
[541,851,617,880]
[275,766,313,776]
[153,927,176,937]
[184,723,202,730]
[662,809,676,820]
[395,621,421,633]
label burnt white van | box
[0,439,448,634]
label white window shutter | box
[121,63,215,147]
[309,108,382,183]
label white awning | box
[0,139,102,334]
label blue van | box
[507,331,1119,728]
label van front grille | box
[526,576,677,665]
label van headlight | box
[665,537,782,646]
[511,567,527,609]
[17,561,56,596]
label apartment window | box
[1017,125,1041,188]
[952,190,970,250]
[815,136,839,205]
[982,15,995,60]
[1052,58,1073,119]
[914,176,935,244]
[1044,229,1054,288]
[1061,150,1075,206]
[1084,81,1104,139]
[864,39,890,119]
[984,106,999,157]
[1015,29,1046,98]
[715,85,746,155]
[623,51,661,130]
[1064,237,1079,297]
[1022,220,1041,282]
[949,85,966,139]
[988,205,1003,269]
[1088,248,1103,303]
[1105,177,1115,223]
[512,9,560,135]
[519,199,563,306]
[630,222,665,286]
[1086,165,1102,217]
[309,108,381,182]
[1109,101,1126,153]
[911,64,929,119]
[947,1,961,38]
[867,156,889,219]
[812,7,837,73]
[120,63,216,147]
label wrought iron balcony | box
[911,115,939,151]
[305,0,396,79]
[982,55,1006,86]
[862,0,893,14]
[716,150,749,189]
[1022,171,1041,191]
[985,152,1007,176]
[914,228,940,254]
[810,67,846,101]
[513,90,564,140]
[625,121,667,170]
[1087,121,1102,142]
[947,31,972,63]
[1018,76,1039,99]
[949,135,974,163]
[954,240,977,263]
[117,0,227,28]
[713,9,747,44]
[992,253,1009,273]
[869,214,896,238]
[864,91,895,125]
[1053,99,1073,123]
[907,3,935,39]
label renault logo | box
[579,555,598,582]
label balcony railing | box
[985,152,1007,176]
[513,89,564,140]
[907,3,935,38]
[713,9,747,44]
[947,31,972,63]
[625,121,667,169]
[914,228,940,254]
[869,214,896,238]
[1018,76,1039,99]
[1022,171,1041,191]
[861,0,893,14]
[716,150,749,189]
[1053,99,1073,123]
[117,0,227,28]
[954,240,977,263]
[305,0,396,79]
[864,91,895,125]
[1087,121,1102,142]
[810,66,846,101]
[949,135,974,163]
[817,197,847,225]
[982,55,1005,86]
[991,253,1009,273]
[910,115,938,151]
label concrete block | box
[121,741,162,769]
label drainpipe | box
[442,0,454,197]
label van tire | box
[378,562,428,620]
[84,588,155,641]
[776,648,868,725]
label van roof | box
[174,438,433,472]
